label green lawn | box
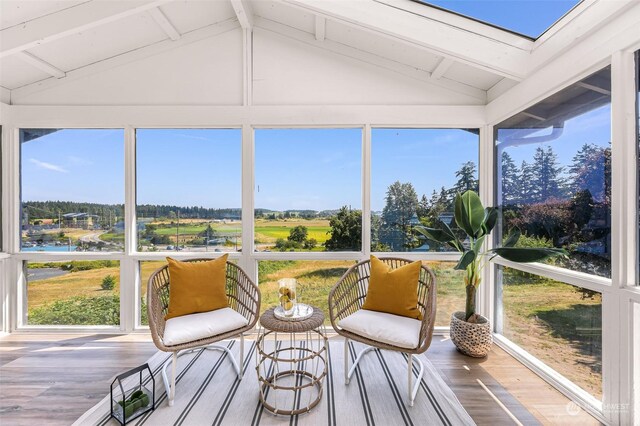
[100,232,124,242]
[254,225,331,243]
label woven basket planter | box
[449,311,492,358]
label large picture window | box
[496,67,612,278]
[20,129,125,252]
[136,129,242,252]
[254,129,362,252]
[371,128,479,252]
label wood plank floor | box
[0,333,600,425]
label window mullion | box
[362,124,371,259]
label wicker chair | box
[147,259,260,406]
[328,257,436,406]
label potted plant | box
[416,190,567,357]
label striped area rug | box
[75,339,475,426]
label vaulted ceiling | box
[0,0,635,105]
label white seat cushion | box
[163,308,249,346]
[338,309,421,350]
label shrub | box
[101,275,116,290]
[28,295,120,325]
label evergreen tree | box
[501,152,519,205]
[379,181,419,251]
[531,146,564,202]
[519,160,535,204]
[452,161,479,195]
[569,143,608,202]
[416,194,429,219]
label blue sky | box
[136,128,242,209]
[255,129,361,211]
[21,129,125,205]
[497,104,611,172]
[424,0,581,38]
[371,129,478,211]
[22,107,609,212]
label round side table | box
[255,306,328,415]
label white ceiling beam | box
[279,0,530,81]
[148,7,181,41]
[430,57,453,80]
[315,16,326,42]
[521,111,546,121]
[10,19,239,100]
[16,51,66,79]
[255,17,486,102]
[577,82,611,96]
[0,0,174,59]
[230,0,253,30]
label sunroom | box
[0,0,638,425]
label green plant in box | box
[415,190,567,323]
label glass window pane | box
[426,261,467,327]
[258,260,356,321]
[136,129,242,253]
[20,129,125,252]
[496,266,602,399]
[371,128,479,252]
[254,129,362,252]
[496,67,611,278]
[26,260,120,325]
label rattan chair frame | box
[328,257,437,406]
[147,258,261,405]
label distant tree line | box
[501,143,610,206]
[136,205,241,220]
[23,201,124,220]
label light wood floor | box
[0,333,600,425]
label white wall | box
[10,29,245,106]
[252,28,482,106]
[8,26,484,107]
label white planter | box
[449,311,492,358]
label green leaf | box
[415,226,453,243]
[489,247,568,263]
[415,221,464,252]
[473,235,485,255]
[454,193,468,234]
[455,191,484,237]
[455,250,476,270]
[482,207,498,236]
[503,228,521,247]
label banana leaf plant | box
[415,190,567,323]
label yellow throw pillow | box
[362,256,423,320]
[165,255,229,320]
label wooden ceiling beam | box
[16,52,66,79]
[315,16,326,41]
[0,0,174,59]
[280,0,530,80]
[230,0,254,30]
[430,57,454,80]
[148,7,181,41]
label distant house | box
[62,213,99,229]
[438,212,455,225]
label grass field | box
[501,268,602,398]
[254,219,331,244]
[25,259,602,398]
[27,264,121,310]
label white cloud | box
[29,158,68,173]
[67,155,93,166]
